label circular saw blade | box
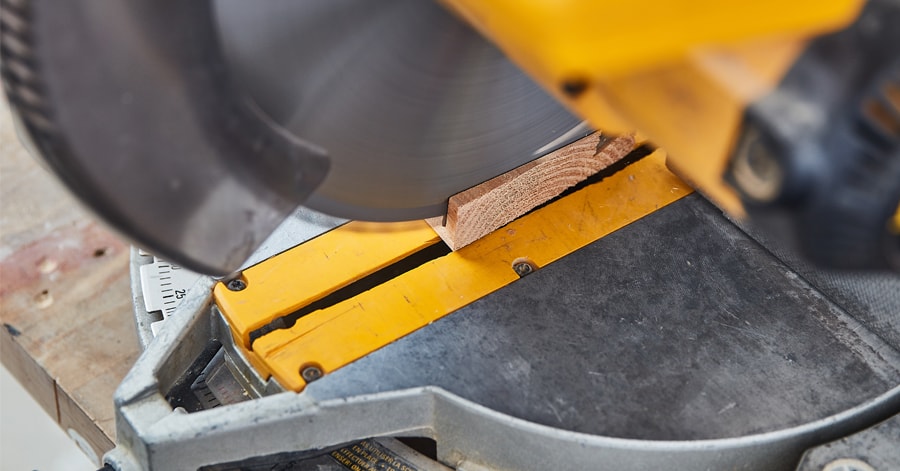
[214,0,589,221]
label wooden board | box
[0,99,138,466]
[427,132,635,250]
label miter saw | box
[2,0,900,470]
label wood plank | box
[58,380,114,465]
[0,99,138,465]
[0,324,58,420]
[426,132,636,250]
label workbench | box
[0,100,135,466]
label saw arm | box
[2,0,898,273]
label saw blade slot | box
[248,241,452,345]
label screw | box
[226,278,246,291]
[301,365,323,383]
[513,261,534,277]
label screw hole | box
[93,247,108,257]
[34,289,53,308]
[561,77,589,98]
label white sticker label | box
[139,257,202,335]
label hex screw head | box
[513,261,534,277]
[226,278,247,291]
[301,365,323,383]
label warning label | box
[330,439,421,471]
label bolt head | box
[301,365,323,383]
[226,278,246,291]
[513,262,534,277]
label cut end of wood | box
[425,214,456,250]
[426,132,636,251]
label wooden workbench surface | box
[0,99,138,466]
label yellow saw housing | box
[441,0,864,214]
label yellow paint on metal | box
[601,40,807,216]
[440,0,861,215]
[442,0,861,81]
[249,150,692,391]
[214,221,440,348]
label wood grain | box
[0,99,138,465]
[427,132,636,250]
